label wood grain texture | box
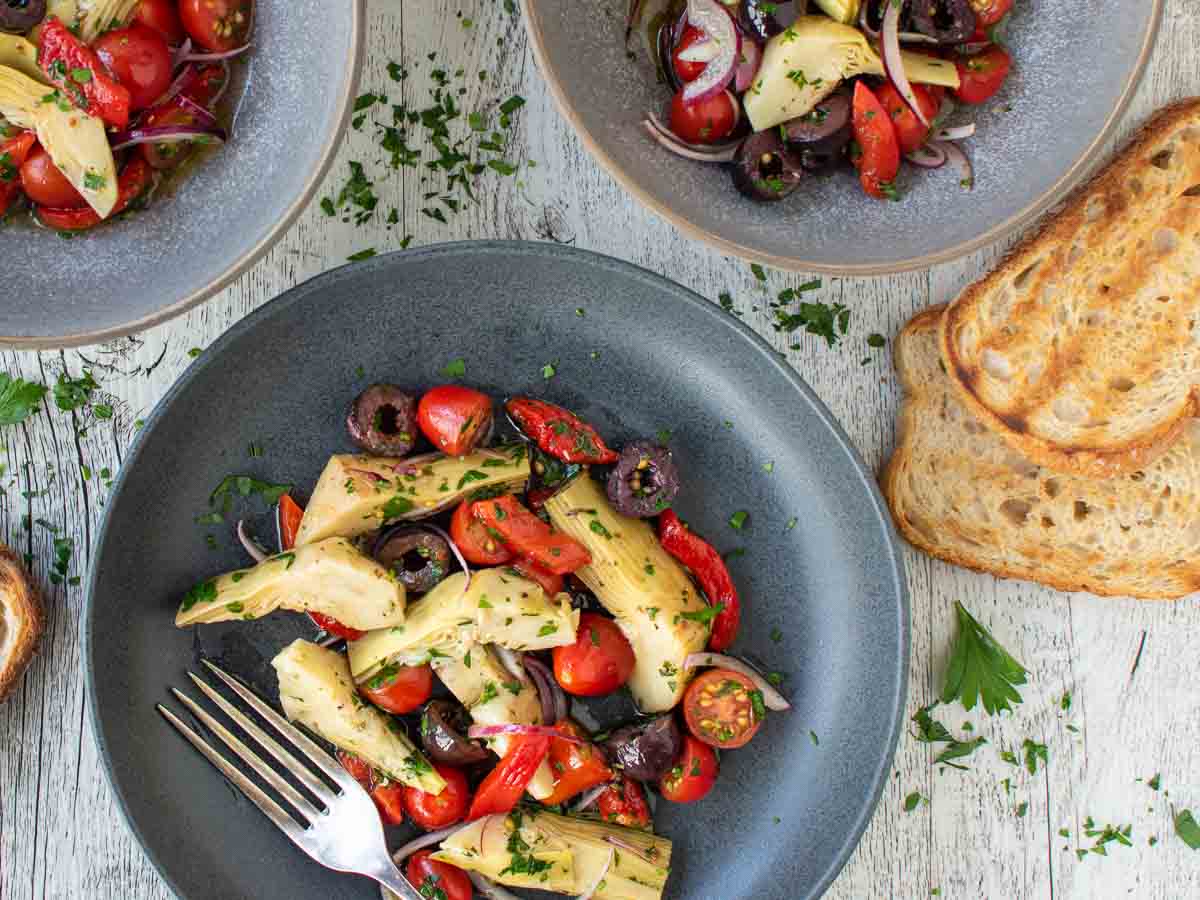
[3,0,1199,897]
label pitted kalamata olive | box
[731,130,805,202]
[346,384,418,456]
[910,0,976,44]
[373,526,451,593]
[602,715,682,782]
[420,700,492,766]
[606,440,681,518]
[783,94,852,172]
[739,0,805,41]
[0,0,46,33]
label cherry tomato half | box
[133,0,186,44]
[0,131,37,218]
[970,0,1013,28]
[682,668,764,749]
[552,612,635,697]
[672,26,708,84]
[405,850,473,900]
[20,148,86,209]
[850,80,900,200]
[659,735,718,803]
[669,88,737,145]
[954,45,1012,105]
[359,663,434,715]
[94,25,173,111]
[416,385,494,456]
[874,82,940,156]
[403,764,471,831]
[179,0,254,54]
[542,720,613,806]
[597,776,652,829]
[450,499,513,566]
[336,750,406,826]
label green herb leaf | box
[1022,739,1048,775]
[941,601,1027,715]
[1177,810,1200,850]
[729,510,748,530]
[442,358,466,378]
[0,374,47,426]
[904,791,922,812]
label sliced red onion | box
[858,1,937,43]
[170,38,193,72]
[318,634,345,649]
[931,139,973,189]
[642,118,738,163]
[109,123,227,152]
[683,652,792,711]
[391,451,447,476]
[345,467,391,484]
[467,724,585,743]
[933,123,975,141]
[150,62,198,109]
[676,38,719,64]
[578,848,615,900]
[681,0,740,103]
[209,60,232,106]
[625,0,646,42]
[646,111,740,154]
[236,520,268,563]
[391,823,470,865]
[571,782,611,813]
[181,43,252,63]
[734,39,762,93]
[523,654,568,724]
[881,0,930,128]
[905,143,946,168]
[467,873,523,900]
[177,93,220,129]
[493,646,527,684]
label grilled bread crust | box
[940,98,1200,479]
[0,546,43,702]
[885,306,1200,599]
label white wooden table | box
[3,2,1199,898]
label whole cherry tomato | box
[552,612,635,697]
[405,850,472,900]
[659,735,718,803]
[403,764,471,830]
[133,0,186,44]
[94,24,173,111]
[20,148,86,209]
[668,88,737,145]
[359,662,434,715]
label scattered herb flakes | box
[347,248,377,262]
[729,510,748,530]
[324,160,378,226]
[770,626,783,643]
[1022,739,1048,775]
[0,376,45,427]
[941,601,1027,715]
[911,705,954,744]
[1059,828,1070,838]
[934,737,988,769]
[750,263,767,282]
[774,301,851,348]
[541,362,557,380]
[866,333,886,348]
[1016,801,1029,818]
[904,791,922,812]
[655,428,673,445]
[202,475,292,525]
[999,749,1019,767]
[809,730,819,746]
[784,516,797,531]
[762,460,774,473]
[442,358,466,378]
[1081,818,1134,856]
[1060,691,1072,711]
[1176,810,1200,850]
[718,291,741,316]
[53,370,98,411]
[354,92,381,113]
[1148,773,1162,791]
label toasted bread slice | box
[0,545,43,701]
[941,98,1200,478]
[885,306,1200,599]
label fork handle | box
[369,862,427,900]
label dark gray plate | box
[522,0,1162,273]
[84,242,908,900]
[0,0,363,348]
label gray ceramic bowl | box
[522,0,1162,273]
[0,0,364,348]
[85,242,908,900]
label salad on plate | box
[633,0,1014,201]
[173,379,791,900]
[0,0,252,231]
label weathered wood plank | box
[3,0,1199,897]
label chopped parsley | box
[442,357,466,378]
[679,604,724,625]
[1022,739,1048,775]
[589,520,613,539]
[0,374,47,426]
[904,791,922,812]
[728,510,748,530]
[1176,810,1200,850]
[774,300,850,348]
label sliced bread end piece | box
[940,97,1200,479]
[885,306,1200,599]
[0,546,44,702]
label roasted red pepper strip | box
[337,750,406,826]
[38,17,132,129]
[471,494,591,575]
[506,398,619,465]
[596,776,652,829]
[308,611,365,642]
[658,509,741,652]
[35,157,155,231]
[509,555,564,597]
[0,131,36,218]
[541,721,612,806]
[467,735,551,821]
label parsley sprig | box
[941,601,1028,715]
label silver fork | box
[157,659,423,900]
